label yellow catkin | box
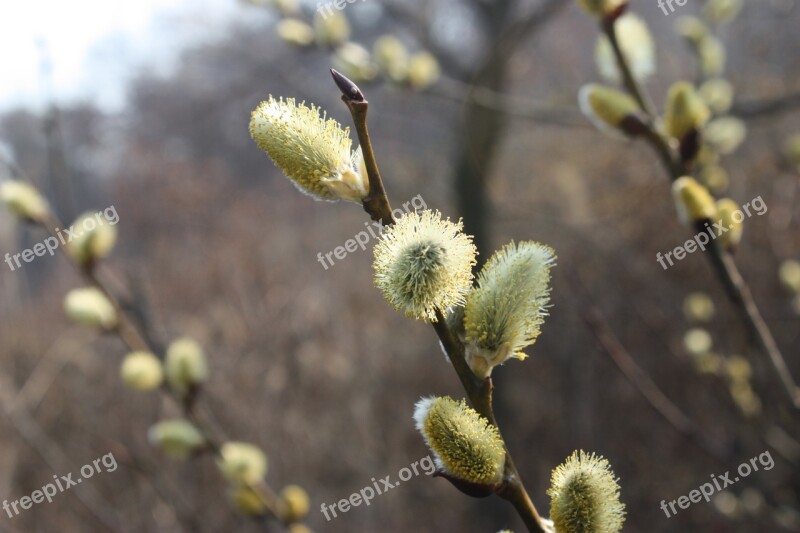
[373,210,476,322]
[414,397,505,486]
[250,96,368,202]
[548,450,626,533]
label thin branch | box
[568,271,733,462]
[12,330,78,411]
[433,311,548,533]
[430,76,587,127]
[37,210,290,527]
[331,69,395,226]
[600,18,683,177]
[601,17,657,118]
[704,243,800,407]
[639,124,684,182]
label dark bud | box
[679,128,701,164]
[619,113,650,138]
[432,470,495,498]
[603,2,629,25]
[330,69,365,102]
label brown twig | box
[331,69,394,226]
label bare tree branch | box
[567,270,734,463]
[430,75,587,126]
[732,90,800,119]
[490,0,568,61]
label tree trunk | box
[452,1,515,264]
[453,62,509,264]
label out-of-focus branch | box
[703,243,800,408]
[430,76,587,126]
[2,156,299,529]
[731,91,800,119]
[37,210,290,526]
[598,13,800,409]
[567,270,734,462]
[601,18,657,118]
[0,374,121,530]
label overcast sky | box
[0,0,258,112]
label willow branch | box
[433,311,548,533]
[639,124,683,182]
[333,69,548,533]
[17,207,293,528]
[705,243,800,408]
[599,14,800,409]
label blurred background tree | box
[1,0,800,531]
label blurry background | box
[1,0,799,531]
